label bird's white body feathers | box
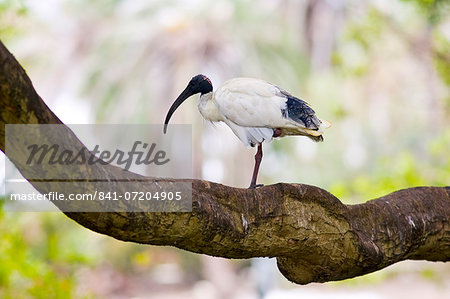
[165,74,329,188]
[197,77,329,147]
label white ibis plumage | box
[164,74,330,188]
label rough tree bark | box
[0,40,449,284]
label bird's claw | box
[248,184,264,189]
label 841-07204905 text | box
[9,191,182,201]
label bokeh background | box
[0,0,449,298]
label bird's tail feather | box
[319,119,332,130]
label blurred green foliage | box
[401,0,450,24]
[434,31,450,87]
[326,0,450,203]
[0,198,93,298]
[329,132,449,202]
[0,197,203,297]
[0,0,27,40]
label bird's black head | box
[188,74,213,95]
[163,74,213,134]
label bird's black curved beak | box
[163,85,196,134]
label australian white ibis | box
[164,74,330,188]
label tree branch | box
[1,40,449,284]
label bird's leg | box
[249,143,264,189]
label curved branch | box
[1,40,449,284]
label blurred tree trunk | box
[304,0,344,72]
[1,40,449,285]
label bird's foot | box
[248,184,264,189]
